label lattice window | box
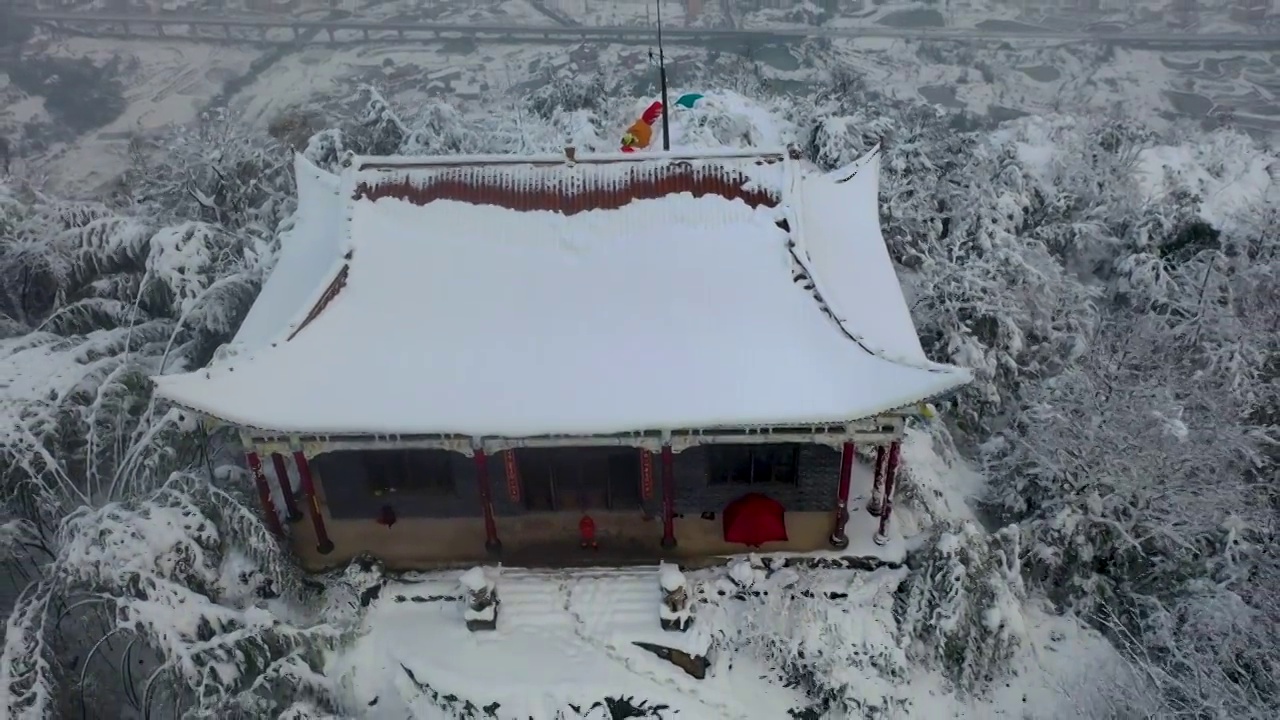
[707,444,801,486]
[364,449,456,497]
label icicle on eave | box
[606,168,619,212]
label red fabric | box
[579,515,596,542]
[377,505,397,528]
[723,493,788,547]
[640,101,665,125]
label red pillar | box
[292,451,334,555]
[473,448,502,553]
[270,453,303,523]
[874,441,902,546]
[867,444,888,516]
[829,441,855,549]
[246,452,284,538]
[660,445,676,548]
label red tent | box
[723,493,789,547]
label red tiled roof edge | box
[286,262,350,342]
[351,161,781,214]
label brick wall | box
[668,444,842,515]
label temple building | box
[151,145,971,570]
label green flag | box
[674,93,704,109]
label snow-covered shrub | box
[985,317,1268,613]
[276,699,344,720]
[889,423,978,535]
[804,114,884,172]
[673,91,786,149]
[341,85,488,158]
[561,697,668,719]
[315,556,387,630]
[302,128,347,174]
[897,523,1026,695]
[525,71,614,121]
[729,568,912,717]
[130,108,294,234]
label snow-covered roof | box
[152,148,970,438]
[230,154,344,352]
[800,151,928,365]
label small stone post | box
[659,562,692,632]
[461,567,498,632]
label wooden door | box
[517,448,642,511]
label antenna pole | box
[656,0,671,151]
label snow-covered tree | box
[128,109,294,236]
[0,169,342,717]
[897,523,1027,695]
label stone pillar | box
[245,452,284,538]
[867,444,888,516]
[473,448,502,553]
[873,441,902,546]
[292,451,334,555]
[270,453,303,523]
[829,441,855,549]
[660,445,676,548]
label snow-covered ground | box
[233,42,510,125]
[326,432,1132,719]
[0,73,46,127]
[9,36,261,193]
[566,0,689,28]
[822,40,1280,132]
[13,24,1278,196]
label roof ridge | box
[827,143,884,184]
[350,146,790,172]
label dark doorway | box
[518,447,642,512]
[313,448,471,520]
